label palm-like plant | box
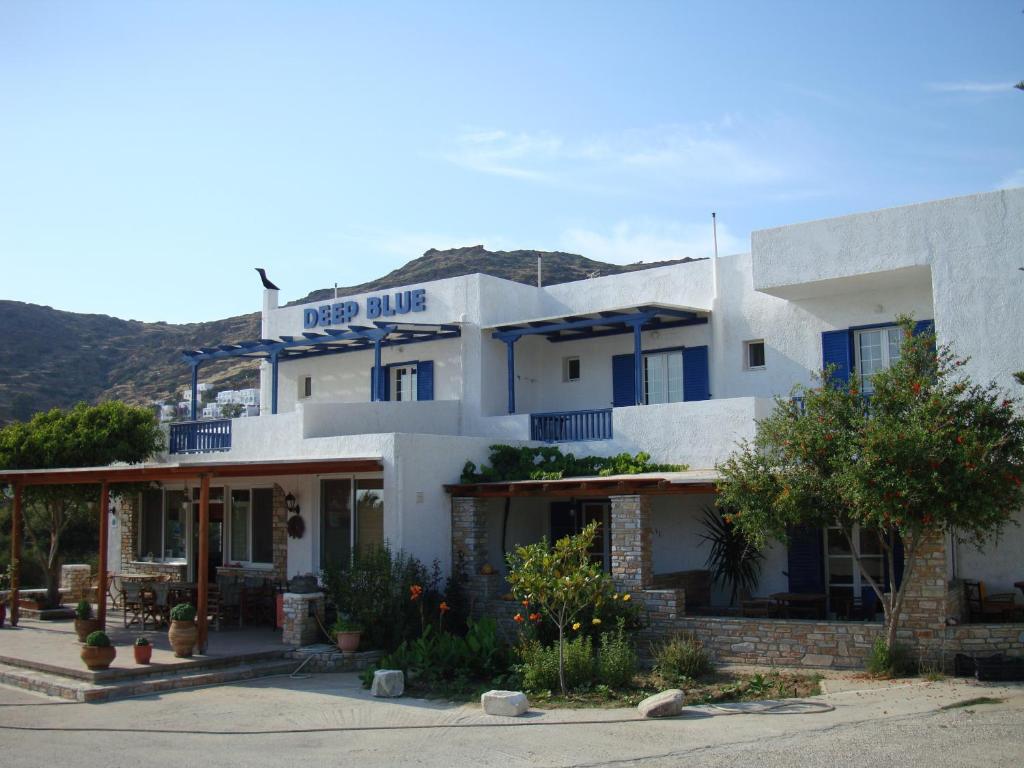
[698,506,764,606]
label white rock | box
[371,669,405,698]
[637,689,685,718]
[481,689,530,716]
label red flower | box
[439,601,450,614]
[911,382,921,395]
[529,612,541,622]
[409,584,423,602]
[513,613,524,623]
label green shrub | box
[134,636,149,646]
[332,616,364,634]
[75,600,92,620]
[653,633,712,682]
[85,630,111,647]
[866,637,915,677]
[598,619,638,688]
[517,635,595,693]
[169,603,196,622]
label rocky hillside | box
[0,247,693,425]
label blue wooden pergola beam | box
[546,316,708,343]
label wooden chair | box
[122,582,147,628]
[150,581,172,627]
[964,580,1020,623]
[107,574,124,610]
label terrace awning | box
[487,304,709,414]
[180,320,461,417]
[444,469,720,498]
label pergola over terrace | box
[487,304,709,414]
[0,457,382,651]
[181,320,461,417]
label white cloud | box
[996,169,1024,190]
[927,81,1014,94]
[443,119,797,190]
[559,218,745,266]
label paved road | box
[0,673,1022,767]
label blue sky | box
[1,1,1021,324]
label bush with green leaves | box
[653,633,712,682]
[169,603,196,622]
[516,635,595,693]
[75,600,92,620]
[461,444,685,483]
[134,636,149,647]
[374,617,508,689]
[699,506,763,606]
[866,637,915,677]
[85,630,111,647]
[598,618,638,688]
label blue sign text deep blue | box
[303,288,427,329]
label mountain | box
[0,247,694,425]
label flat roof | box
[0,457,383,486]
[444,469,719,498]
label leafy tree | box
[717,317,1024,650]
[220,403,244,419]
[505,521,613,695]
[698,506,764,606]
[0,402,164,606]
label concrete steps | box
[0,656,298,702]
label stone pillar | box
[896,531,951,665]
[281,592,325,647]
[452,497,502,613]
[60,564,92,603]
[119,495,137,573]
[271,485,288,584]
[610,495,653,592]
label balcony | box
[530,409,613,443]
[169,419,232,454]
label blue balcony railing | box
[169,419,232,454]
[530,409,613,443]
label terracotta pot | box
[74,618,101,642]
[168,620,197,657]
[335,631,362,653]
[81,645,116,670]
[133,644,153,664]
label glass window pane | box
[828,557,854,582]
[859,557,883,580]
[164,491,186,560]
[858,528,882,555]
[748,342,765,368]
[321,479,352,570]
[230,490,250,562]
[140,490,163,560]
[827,528,850,555]
[887,327,903,363]
[355,479,384,554]
[666,351,683,403]
[252,489,274,564]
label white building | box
[216,388,260,406]
[7,188,1009,664]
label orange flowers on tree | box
[409,584,423,602]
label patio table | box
[770,592,827,620]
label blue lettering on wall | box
[303,289,427,329]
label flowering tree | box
[717,317,1024,650]
[505,521,613,695]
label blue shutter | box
[612,353,635,407]
[683,345,710,401]
[786,526,824,594]
[822,329,854,386]
[416,360,434,401]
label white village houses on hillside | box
[5,187,1022,666]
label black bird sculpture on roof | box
[255,268,280,290]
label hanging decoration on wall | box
[285,492,305,539]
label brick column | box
[452,497,502,613]
[271,485,288,584]
[610,495,653,592]
[119,495,137,573]
[896,531,951,665]
[281,592,325,647]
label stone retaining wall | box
[59,565,92,603]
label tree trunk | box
[557,623,567,697]
[45,529,62,608]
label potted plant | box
[167,602,198,657]
[74,600,100,642]
[80,630,116,670]
[133,636,153,664]
[332,616,363,653]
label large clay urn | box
[74,618,101,643]
[336,631,362,654]
[80,645,116,670]
[168,620,198,657]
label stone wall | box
[948,624,1024,659]
[59,565,92,603]
[895,531,949,663]
[281,592,325,647]
[119,496,137,573]
[271,485,288,584]
[610,495,652,592]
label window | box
[562,356,581,383]
[825,524,883,615]
[320,477,385,569]
[855,326,903,393]
[391,365,417,402]
[229,488,274,565]
[299,375,312,399]
[643,350,683,405]
[138,489,187,562]
[744,340,766,370]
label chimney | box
[537,254,543,288]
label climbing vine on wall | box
[460,444,685,483]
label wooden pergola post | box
[97,482,110,629]
[196,474,210,654]
[10,482,22,627]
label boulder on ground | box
[371,669,405,698]
[481,689,530,716]
[637,689,685,718]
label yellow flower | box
[611,593,619,600]
[622,594,631,602]
[591,618,601,626]
[572,622,581,631]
